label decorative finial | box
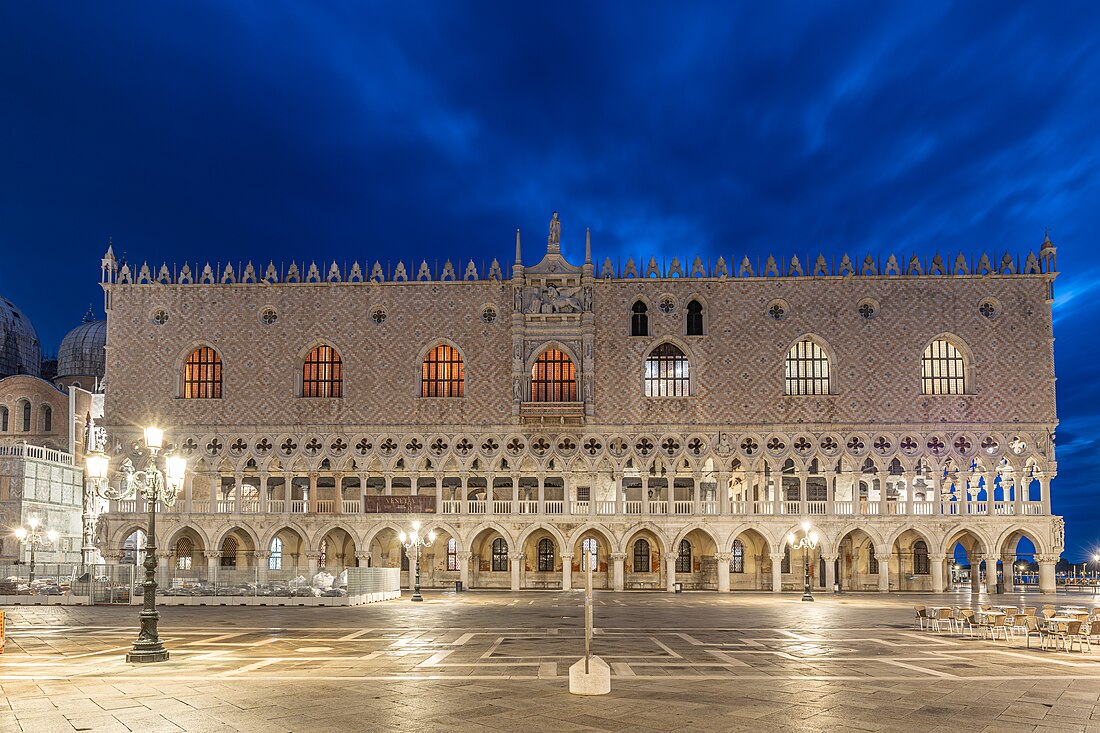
[547,211,561,254]
[82,304,96,323]
[585,227,591,264]
[1042,228,1054,249]
[515,229,522,264]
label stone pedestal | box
[569,655,611,695]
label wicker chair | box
[914,605,929,631]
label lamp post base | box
[801,591,815,602]
[126,647,170,663]
[411,592,424,602]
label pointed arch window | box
[220,536,238,567]
[686,299,704,336]
[531,349,577,402]
[922,338,967,395]
[537,538,555,572]
[421,344,464,397]
[446,538,458,571]
[491,537,509,571]
[913,540,930,575]
[785,339,831,395]
[868,543,879,575]
[581,537,599,571]
[303,345,343,398]
[40,405,52,432]
[20,400,31,431]
[676,539,692,573]
[175,537,193,570]
[645,343,690,397]
[183,346,222,399]
[633,539,651,572]
[0,406,8,431]
[731,539,745,573]
[269,537,283,571]
[631,301,649,336]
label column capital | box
[930,553,948,562]
[457,551,474,561]
[509,553,525,561]
[820,551,838,562]
[1035,553,1060,564]
[203,551,221,559]
[769,552,786,563]
[715,552,732,563]
[255,551,271,560]
[610,552,626,561]
[355,552,372,561]
[560,552,574,560]
[875,549,893,562]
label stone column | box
[355,552,371,569]
[537,476,545,515]
[693,473,702,515]
[771,472,781,516]
[307,472,318,514]
[903,472,915,516]
[985,556,999,594]
[209,473,219,509]
[1040,476,1052,515]
[1037,553,1058,595]
[716,552,731,593]
[876,467,888,516]
[611,553,626,591]
[256,551,270,583]
[486,479,495,512]
[665,555,677,592]
[334,473,345,513]
[613,471,624,515]
[305,551,319,578]
[259,473,270,514]
[970,559,981,594]
[1011,476,1022,516]
[744,471,756,514]
[510,553,523,591]
[877,549,891,592]
[770,552,784,593]
[458,551,472,589]
[823,552,837,591]
[824,469,835,516]
[930,553,947,592]
[563,477,572,516]
[716,471,730,514]
[561,552,573,591]
[205,551,218,573]
[1002,555,1016,592]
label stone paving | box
[3,590,1100,732]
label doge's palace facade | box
[97,215,1063,594]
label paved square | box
[4,591,1100,732]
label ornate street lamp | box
[398,521,436,602]
[85,426,186,663]
[14,517,58,584]
[788,521,819,602]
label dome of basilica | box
[56,318,106,381]
[0,296,42,378]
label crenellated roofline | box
[98,215,1058,287]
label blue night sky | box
[1,3,1097,558]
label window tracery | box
[491,537,508,571]
[645,343,690,397]
[183,346,222,399]
[537,538,555,572]
[421,345,464,397]
[922,338,967,395]
[633,539,651,572]
[785,339,830,395]
[531,349,577,402]
[302,345,343,398]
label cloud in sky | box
[1,1,1098,552]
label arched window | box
[781,545,791,574]
[922,338,967,395]
[122,529,146,565]
[302,345,343,398]
[633,539,651,572]
[676,539,692,573]
[731,539,745,573]
[319,539,328,569]
[581,537,598,571]
[0,406,8,431]
[175,537,193,571]
[183,346,222,399]
[40,405,52,433]
[220,536,238,567]
[531,349,576,402]
[421,344,464,397]
[631,301,649,336]
[686,299,704,336]
[913,540,930,575]
[20,400,31,431]
[785,339,830,395]
[446,538,458,571]
[491,537,509,571]
[645,343,690,397]
[537,538,555,572]
[868,543,879,575]
[269,537,283,571]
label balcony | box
[519,401,585,426]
